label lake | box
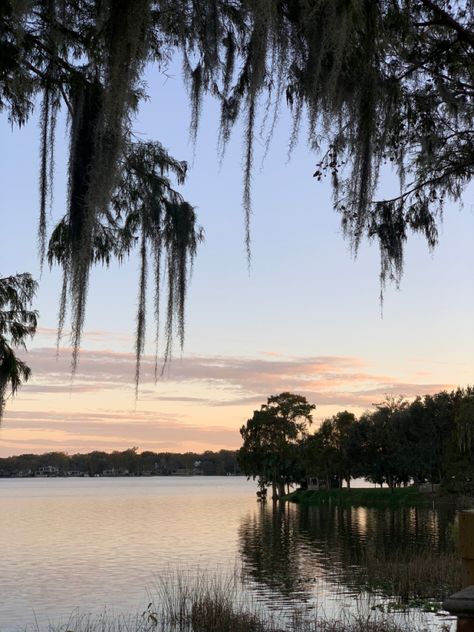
[0,477,458,631]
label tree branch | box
[378,162,474,206]
[419,0,474,48]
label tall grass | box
[43,569,452,632]
[358,547,462,602]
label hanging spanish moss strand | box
[37,0,60,267]
[135,230,148,397]
[242,2,272,263]
[216,30,237,161]
[152,222,162,384]
[38,88,50,264]
[163,252,175,370]
[47,92,58,219]
[58,0,152,372]
[56,266,68,355]
[38,81,60,268]
[66,78,102,371]
[243,97,255,264]
[189,62,203,147]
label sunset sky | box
[1,63,473,457]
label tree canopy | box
[2,0,473,391]
[238,392,315,498]
[0,273,38,419]
[239,388,474,496]
[299,389,474,492]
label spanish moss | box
[135,231,148,396]
[2,0,473,387]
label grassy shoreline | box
[284,487,442,508]
[43,569,453,632]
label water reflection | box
[0,478,458,630]
[238,501,457,601]
[239,503,304,596]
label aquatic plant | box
[358,546,462,603]
[44,568,453,632]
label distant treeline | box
[238,389,474,497]
[3,388,473,493]
[0,448,240,477]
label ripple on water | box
[0,477,457,631]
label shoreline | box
[284,487,474,508]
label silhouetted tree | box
[360,397,411,489]
[445,391,474,491]
[0,273,38,420]
[238,392,315,499]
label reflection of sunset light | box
[352,507,367,536]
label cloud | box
[0,408,240,456]
[36,327,132,344]
[19,347,453,406]
[1,346,458,456]
[23,347,367,389]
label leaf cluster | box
[301,388,474,492]
[238,392,315,491]
[0,273,38,420]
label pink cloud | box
[15,346,457,409]
[0,409,240,456]
[1,346,461,456]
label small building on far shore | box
[36,465,59,477]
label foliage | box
[238,392,315,498]
[311,411,363,489]
[299,388,474,493]
[359,398,412,488]
[161,0,474,289]
[47,140,203,388]
[0,273,38,420]
[2,0,474,381]
[445,395,474,490]
[1,0,203,382]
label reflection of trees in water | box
[238,502,305,597]
[238,502,457,600]
[298,504,458,594]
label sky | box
[1,61,473,457]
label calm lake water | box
[0,477,457,631]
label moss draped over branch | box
[48,140,203,391]
[1,0,473,383]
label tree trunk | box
[277,480,286,498]
[272,480,278,501]
[388,475,394,492]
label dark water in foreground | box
[0,477,457,630]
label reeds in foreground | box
[358,547,462,602]
[43,568,453,632]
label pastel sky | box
[1,61,473,457]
